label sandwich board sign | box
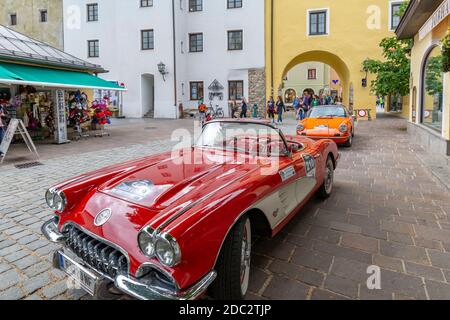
[0,119,39,164]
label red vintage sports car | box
[42,119,339,300]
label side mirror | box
[289,143,300,153]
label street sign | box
[0,119,39,164]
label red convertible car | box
[42,119,339,300]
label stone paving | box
[0,114,449,300]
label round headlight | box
[45,189,55,209]
[155,235,181,267]
[297,124,305,131]
[339,124,348,133]
[138,231,155,257]
[53,191,67,212]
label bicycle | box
[208,102,225,119]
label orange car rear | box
[297,105,355,147]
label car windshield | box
[195,121,288,156]
[307,106,347,118]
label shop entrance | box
[141,73,155,118]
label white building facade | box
[62,0,265,119]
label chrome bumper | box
[115,271,217,301]
[42,218,217,300]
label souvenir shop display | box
[91,97,112,137]
[67,91,90,140]
[13,86,54,140]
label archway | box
[141,73,155,118]
[278,50,351,107]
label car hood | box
[96,147,259,212]
[304,117,347,130]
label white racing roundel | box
[94,208,112,227]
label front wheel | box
[209,215,251,300]
[317,156,334,199]
[343,134,353,147]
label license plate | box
[315,125,328,129]
[56,251,99,296]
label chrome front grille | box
[64,224,128,279]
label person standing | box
[198,100,207,126]
[240,97,248,118]
[230,100,238,118]
[267,97,275,123]
[300,90,311,120]
[0,104,7,145]
[293,96,301,120]
[276,96,286,124]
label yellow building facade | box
[265,0,406,119]
[397,0,450,156]
[0,0,63,49]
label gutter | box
[270,0,274,96]
[172,0,178,117]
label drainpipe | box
[270,0,274,96]
[172,0,178,118]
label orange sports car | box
[297,105,355,147]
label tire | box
[317,156,334,199]
[209,215,251,300]
[343,134,353,147]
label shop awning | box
[0,61,126,91]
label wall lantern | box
[157,62,169,81]
[362,64,369,88]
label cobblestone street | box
[0,114,449,300]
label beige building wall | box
[0,0,63,49]
[282,62,331,103]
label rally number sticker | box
[279,166,296,182]
[303,154,316,178]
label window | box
[87,3,98,22]
[229,81,244,100]
[10,14,17,26]
[189,0,202,12]
[308,69,317,80]
[228,0,242,9]
[190,82,204,100]
[141,30,154,50]
[309,10,327,35]
[40,10,48,23]
[189,33,203,52]
[228,30,243,50]
[88,40,99,57]
[390,2,403,30]
[140,0,153,7]
[421,46,443,132]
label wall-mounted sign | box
[0,119,39,164]
[208,79,224,101]
[419,0,450,40]
[54,89,68,144]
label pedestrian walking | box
[267,97,275,123]
[198,100,207,126]
[230,100,238,118]
[293,96,301,120]
[240,98,248,118]
[276,96,286,124]
[252,103,258,118]
[0,104,8,145]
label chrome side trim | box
[115,270,217,301]
[154,166,261,234]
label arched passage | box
[277,50,351,107]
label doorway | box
[141,73,155,118]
